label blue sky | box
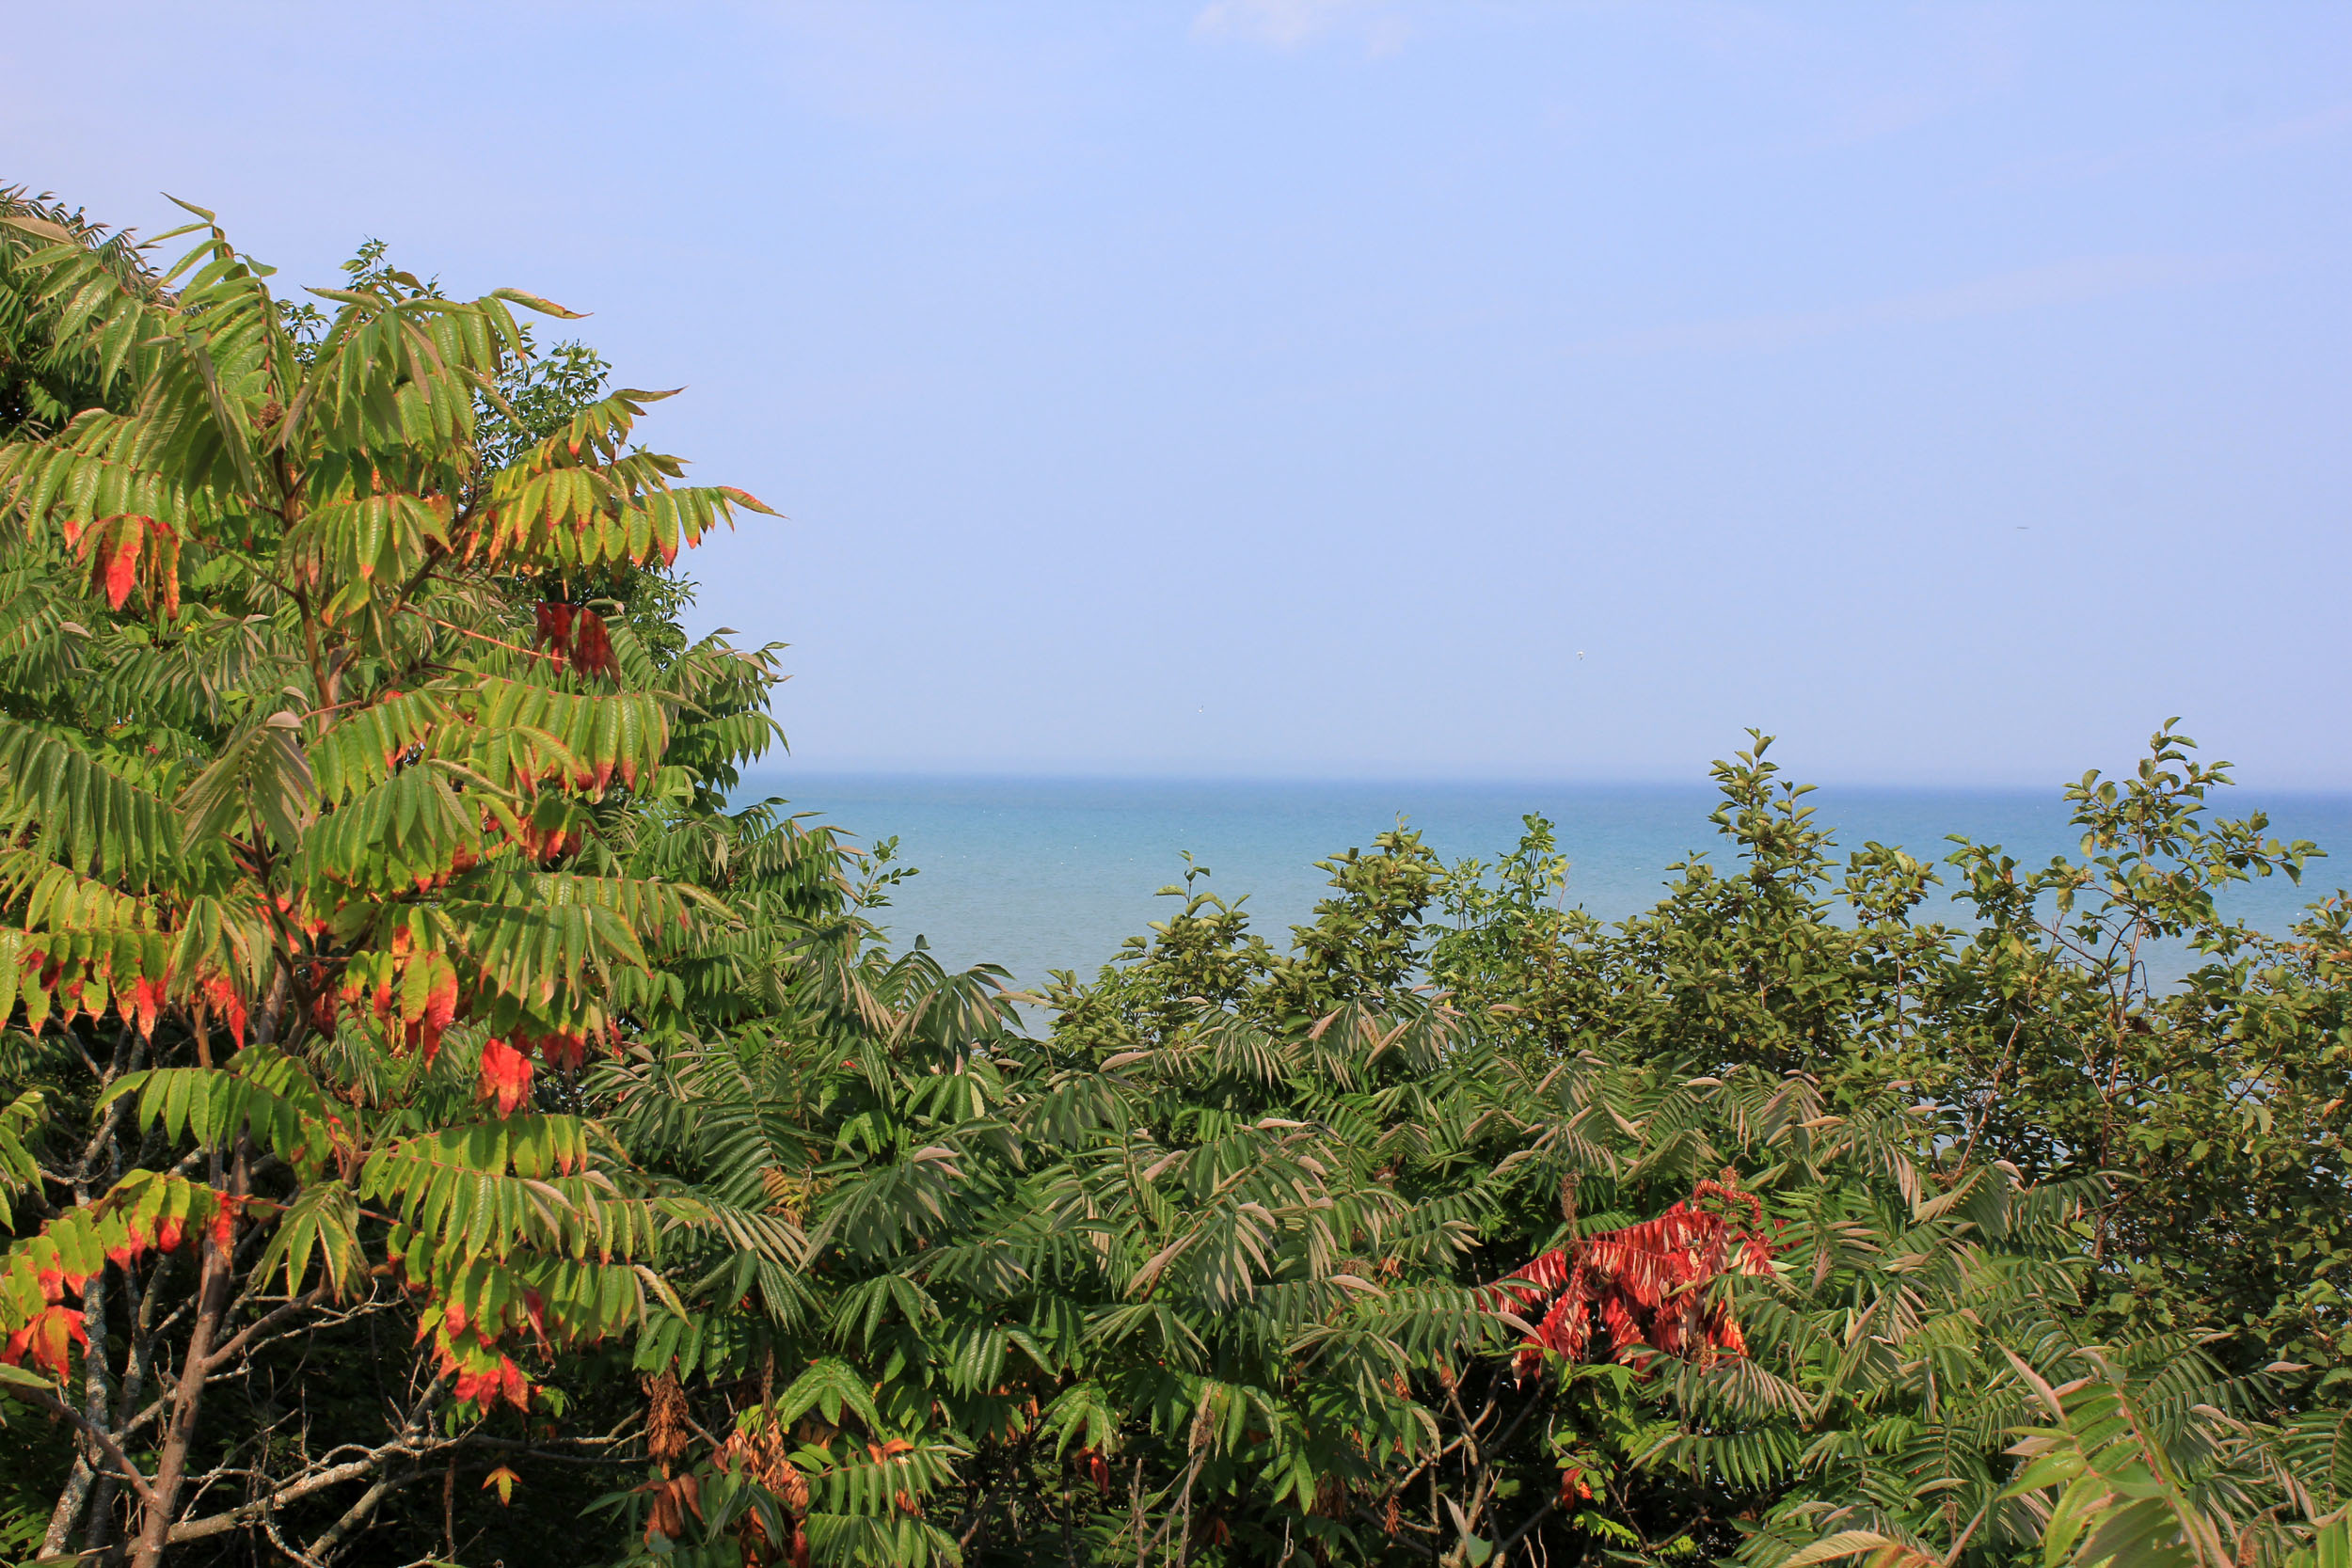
[8,3,2348,786]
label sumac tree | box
[0,200,834,1566]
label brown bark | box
[127,1142,246,1568]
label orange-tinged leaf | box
[489,287,582,320]
[129,975,165,1039]
[478,1037,532,1117]
[2,1306,88,1378]
[100,519,143,610]
[717,484,779,516]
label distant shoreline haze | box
[739,772,2352,991]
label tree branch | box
[165,1372,453,1545]
[4,1380,158,1507]
[201,1283,328,1374]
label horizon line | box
[733,764,2352,799]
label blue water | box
[736,774,2352,992]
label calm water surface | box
[736,774,2352,992]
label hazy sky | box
[8,3,2347,786]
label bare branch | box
[165,1373,453,1545]
[3,1381,158,1507]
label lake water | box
[736,773,2352,992]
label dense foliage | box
[1,200,2348,1568]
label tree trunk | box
[127,1143,245,1568]
[41,1455,94,1560]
